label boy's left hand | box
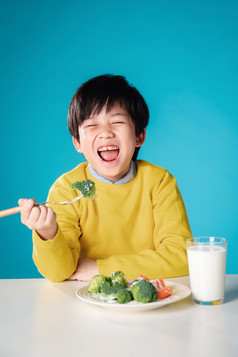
[67,257,98,281]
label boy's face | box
[73,105,145,182]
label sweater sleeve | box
[97,172,192,279]
[32,184,81,282]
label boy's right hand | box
[18,199,58,240]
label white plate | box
[76,280,191,311]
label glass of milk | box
[186,237,227,305]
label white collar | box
[88,161,137,184]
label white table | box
[0,275,238,357]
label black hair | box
[67,74,149,160]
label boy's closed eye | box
[84,124,98,128]
[83,120,127,129]
[82,120,98,129]
[112,121,126,124]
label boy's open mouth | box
[97,146,119,162]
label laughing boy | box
[19,74,192,282]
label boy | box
[19,74,192,282]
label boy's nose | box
[99,126,115,138]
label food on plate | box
[130,279,157,303]
[87,271,172,304]
[71,179,96,199]
[157,286,172,299]
[116,288,133,304]
[100,281,133,304]
[111,271,128,287]
[88,274,106,294]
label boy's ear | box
[135,128,146,148]
[72,137,83,153]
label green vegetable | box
[101,281,125,296]
[71,179,96,199]
[87,271,158,305]
[130,279,157,303]
[111,271,128,288]
[105,276,112,283]
[100,281,132,303]
[88,275,106,294]
[116,289,133,304]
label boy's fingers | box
[45,207,56,225]
[21,199,37,221]
[23,207,41,230]
[18,198,28,206]
[22,199,36,209]
[19,200,57,238]
[27,206,42,225]
[34,205,48,228]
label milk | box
[187,245,227,302]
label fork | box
[0,194,83,218]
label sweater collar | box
[88,161,137,184]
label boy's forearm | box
[97,240,189,280]
[32,227,80,282]
[67,257,98,281]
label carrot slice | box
[156,280,162,289]
[159,279,165,287]
[156,279,165,289]
[157,286,172,299]
[139,274,150,281]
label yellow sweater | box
[32,160,192,282]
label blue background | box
[0,0,237,278]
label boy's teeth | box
[98,146,118,151]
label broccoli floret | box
[116,289,133,304]
[105,276,112,284]
[71,179,96,199]
[98,281,124,302]
[130,279,157,303]
[100,281,113,295]
[87,271,133,304]
[101,281,132,304]
[111,271,128,287]
[101,281,125,296]
[88,274,106,294]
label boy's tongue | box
[99,149,119,161]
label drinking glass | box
[186,237,227,305]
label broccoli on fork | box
[71,179,96,200]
